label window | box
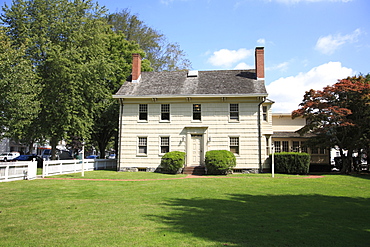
[160,137,170,154]
[193,104,201,121]
[230,104,239,121]
[138,137,147,154]
[230,137,239,154]
[139,104,148,121]
[301,142,307,153]
[263,106,268,121]
[274,141,281,153]
[292,141,300,152]
[282,141,289,152]
[161,104,170,121]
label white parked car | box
[0,152,21,162]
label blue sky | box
[1,0,369,112]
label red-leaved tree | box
[292,74,370,173]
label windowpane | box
[301,142,307,153]
[282,141,289,152]
[161,104,170,121]
[138,137,147,154]
[161,137,169,154]
[139,104,148,121]
[230,104,239,121]
[274,141,281,153]
[193,104,201,120]
[292,141,300,152]
[230,137,239,154]
[263,106,267,121]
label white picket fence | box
[42,159,117,178]
[0,161,37,182]
[0,159,117,182]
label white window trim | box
[192,104,202,122]
[159,104,171,123]
[229,103,240,123]
[138,104,148,123]
[137,136,148,156]
[159,136,170,156]
[229,135,240,156]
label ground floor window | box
[160,137,170,154]
[274,141,281,153]
[138,137,147,155]
[230,137,239,155]
[282,141,289,152]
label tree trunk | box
[50,136,58,160]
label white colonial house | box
[113,47,274,173]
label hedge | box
[160,151,186,174]
[205,150,236,175]
[271,152,310,174]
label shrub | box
[205,150,236,175]
[160,151,186,174]
[271,152,310,174]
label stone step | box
[183,166,206,175]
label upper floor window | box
[161,104,170,121]
[230,137,239,155]
[160,137,170,154]
[230,104,239,121]
[139,104,148,121]
[263,106,268,121]
[193,104,201,121]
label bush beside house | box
[160,151,186,174]
[205,150,236,175]
[271,152,310,174]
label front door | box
[191,134,203,166]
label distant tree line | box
[0,0,191,159]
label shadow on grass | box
[148,194,370,246]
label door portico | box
[184,126,208,167]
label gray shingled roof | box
[114,70,267,98]
[273,132,315,138]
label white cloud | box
[315,29,362,55]
[257,38,266,45]
[267,62,354,113]
[234,62,254,70]
[207,48,253,68]
[266,62,289,72]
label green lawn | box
[1,172,369,246]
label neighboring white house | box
[271,113,330,170]
[114,47,274,173]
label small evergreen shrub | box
[205,150,236,175]
[271,152,310,174]
[160,151,186,174]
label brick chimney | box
[132,53,142,83]
[255,47,264,80]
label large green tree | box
[107,9,191,72]
[292,74,370,173]
[1,0,115,158]
[90,31,151,158]
[0,27,40,152]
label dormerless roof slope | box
[114,69,267,98]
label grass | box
[1,171,369,246]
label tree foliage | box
[0,27,40,149]
[107,9,191,72]
[292,74,370,173]
[0,0,151,158]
